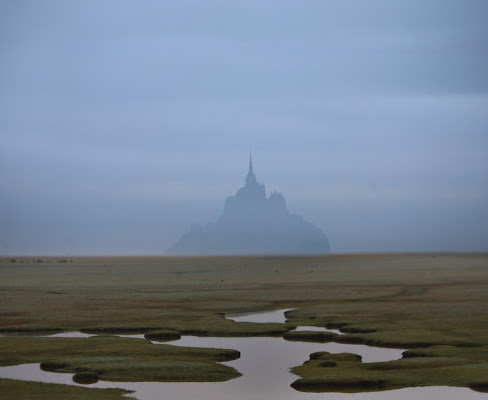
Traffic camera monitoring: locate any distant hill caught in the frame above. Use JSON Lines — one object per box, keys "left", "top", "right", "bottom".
{"left": 167, "top": 155, "right": 331, "bottom": 255}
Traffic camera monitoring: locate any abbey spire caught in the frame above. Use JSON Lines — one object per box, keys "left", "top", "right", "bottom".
{"left": 246, "top": 152, "right": 257, "bottom": 185}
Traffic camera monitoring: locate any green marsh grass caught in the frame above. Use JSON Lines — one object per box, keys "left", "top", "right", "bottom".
{"left": 1, "top": 253, "right": 487, "bottom": 393}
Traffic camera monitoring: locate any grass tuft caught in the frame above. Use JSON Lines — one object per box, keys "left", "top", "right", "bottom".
{"left": 73, "top": 371, "right": 99, "bottom": 384}
{"left": 144, "top": 330, "right": 181, "bottom": 341}
{"left": 40, "top": 362, "right": 68, "bottom": 371}
{"left": 283, "top": 331, "right": 336, "bottom": 342}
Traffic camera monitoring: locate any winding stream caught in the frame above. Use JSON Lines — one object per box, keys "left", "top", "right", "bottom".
{"left": 0, "top": 309, "right": 486, "bottom": 400}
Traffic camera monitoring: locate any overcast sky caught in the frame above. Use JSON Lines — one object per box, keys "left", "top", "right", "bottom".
{"left": 1, "top": 0, "right": 487, "bottom": 255}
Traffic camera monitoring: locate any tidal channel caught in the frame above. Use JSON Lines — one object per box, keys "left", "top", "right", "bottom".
{"left": 0, "top": 309, "right": 486, "bottom": 400}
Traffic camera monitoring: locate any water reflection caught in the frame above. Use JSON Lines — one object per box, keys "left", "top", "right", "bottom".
{"left": 226, "top": 308, "right": 294, "bottom": 323}
{"left": 0, "top": 309, "right": 485, "bottom": 400}
{"left": 227, "top": 308, "right": 343, "bottom": 335}
{"left": 294, "top": 326, "right": 343, "bottom": 335}
{"left": 43, "top": 331, "right": 95, "bottom": 338}
{"left": 0, "top": 363, "right": 486, "bottom": 400}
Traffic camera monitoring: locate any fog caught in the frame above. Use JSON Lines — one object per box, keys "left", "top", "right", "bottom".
{"left": 167, "top": 157, "right": 330, "bottom": 255}
{"left": 1, "top": 1, "right": 487, "bottom": 255}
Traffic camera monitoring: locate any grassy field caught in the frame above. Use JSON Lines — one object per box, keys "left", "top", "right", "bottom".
{"left": 0, "top": 253, "right": 487, "bottom": 396}
{"left": 0, "top": 378, "right": 135, "bottom": 399}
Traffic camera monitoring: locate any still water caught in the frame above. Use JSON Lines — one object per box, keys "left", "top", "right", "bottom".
{"left": 0, "top": 309, "right": 486, "bottom": 400}
{"left": 228, "top": 308, "right": 344, "bottom": 334}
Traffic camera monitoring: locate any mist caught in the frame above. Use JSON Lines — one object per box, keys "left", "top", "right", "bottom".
{"left": 1, "top": 1, "right": 487, "bottom": 255}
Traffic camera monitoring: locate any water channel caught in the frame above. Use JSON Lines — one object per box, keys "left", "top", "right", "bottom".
{"left": 0, "top": 309, "right": 486, "bottom": 400}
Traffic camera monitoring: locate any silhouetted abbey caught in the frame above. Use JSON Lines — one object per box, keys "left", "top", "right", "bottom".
{"left": 167, "top": 155, "right": 331, "bottom": 255}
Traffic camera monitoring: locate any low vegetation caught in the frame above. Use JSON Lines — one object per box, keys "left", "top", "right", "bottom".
{"left": 72, "top": 371, "right": 100, "bottom": 384}
{"left": 283, "top": 330, "right": 337, "bottom": 342}
{"left": 0, "top": 378, "right": 134, "bottom": 400}
{"left": 0, "top": 253, "right": 487, "bottom": 395}
{"left": 290, "top": 346, "right": 488, "bottom": 392}
{"left": 144, "top": 329, "right": 181, "bottom": 341}
{"left": 0, "top": 335, "right": 240, "bottom": 382}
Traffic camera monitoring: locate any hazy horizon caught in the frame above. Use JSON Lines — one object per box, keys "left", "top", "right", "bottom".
{"left": 1, "top": 1, "right": 487, "bottom": 256}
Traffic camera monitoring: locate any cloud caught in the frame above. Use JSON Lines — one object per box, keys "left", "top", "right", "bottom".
{"left": 1, "top": 0, "right": 487, "bottom": 254}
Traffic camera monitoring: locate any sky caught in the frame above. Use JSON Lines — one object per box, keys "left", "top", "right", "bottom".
{"left": 1, "top": 0, "right": 487, "bottom": 255}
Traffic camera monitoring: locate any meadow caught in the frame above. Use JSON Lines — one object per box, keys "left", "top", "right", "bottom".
{"left": 0, "top": 253, "right": 487, "bottom": 398}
